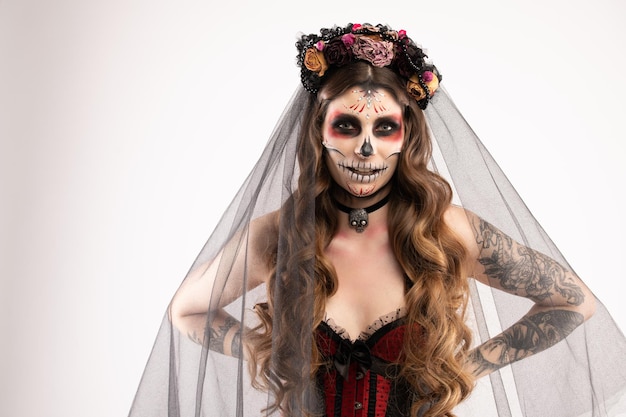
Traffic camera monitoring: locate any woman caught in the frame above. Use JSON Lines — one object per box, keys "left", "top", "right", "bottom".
{"left": 130, "top": 23, "right": 626, "bottom": 417}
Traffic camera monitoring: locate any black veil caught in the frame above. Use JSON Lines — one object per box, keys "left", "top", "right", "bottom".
{"left": 128, "top": 82, "right": 626, "bottom": 416}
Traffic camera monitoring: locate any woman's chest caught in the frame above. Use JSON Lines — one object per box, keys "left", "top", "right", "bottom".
{"left": 324, "top": 236, "right": 407, "bottom": 340}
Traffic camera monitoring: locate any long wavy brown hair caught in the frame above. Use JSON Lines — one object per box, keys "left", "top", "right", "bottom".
{"left": 248, "top": 62, "right": 475, "bottom": 417}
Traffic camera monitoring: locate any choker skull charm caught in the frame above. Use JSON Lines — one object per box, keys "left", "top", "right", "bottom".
{"left": 333, "top": 194, "right": 391, "bottom": 233}
{"left": 349, "top": 208, "right": 369, "bottom": 232}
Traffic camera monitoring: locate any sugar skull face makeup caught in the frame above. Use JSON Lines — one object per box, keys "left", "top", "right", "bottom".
{"left": 322, "top": 88, "right": 405, "bottom": 198}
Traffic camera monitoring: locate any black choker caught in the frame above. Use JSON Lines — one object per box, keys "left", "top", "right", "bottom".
{"left": 333, "top": 195, "right": 391, "bottom": 233}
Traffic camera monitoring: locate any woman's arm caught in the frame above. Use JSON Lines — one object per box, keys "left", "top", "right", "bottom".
{"left": 444, "top": 206, "right": 596, "bottom": 379}
{"left": 168, "top": 211, "right": 278, "bottom": 357}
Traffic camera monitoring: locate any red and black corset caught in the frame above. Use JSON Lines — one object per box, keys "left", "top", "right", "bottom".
{"left": 315, "top": 316, "right": 423, "bottom": 417}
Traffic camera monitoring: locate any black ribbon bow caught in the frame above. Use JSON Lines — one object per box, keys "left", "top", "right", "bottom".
{"left": 333, "top": 339, "right": 373, "bottom": 380}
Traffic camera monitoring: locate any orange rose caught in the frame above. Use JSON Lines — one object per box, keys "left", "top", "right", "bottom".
{"left": 304, "top": 47, "right": 328, "bottom": 76}
{"left": 406, "top": 73, "right": 440, "bottom": 101}
{"left": 406, "top": 75, "right": 426, "bottom": 100}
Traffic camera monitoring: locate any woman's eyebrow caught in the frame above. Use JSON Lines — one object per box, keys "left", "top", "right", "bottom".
{"left": 374, "top": 114, "right": 402, "bottom": 121}
{"left": 328, "top": 113, "right": 361, "bottom": 124}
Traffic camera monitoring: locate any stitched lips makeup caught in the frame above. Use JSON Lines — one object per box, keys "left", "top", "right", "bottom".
{"left": 322, "top": 88, "right": 404, "bottom": 197}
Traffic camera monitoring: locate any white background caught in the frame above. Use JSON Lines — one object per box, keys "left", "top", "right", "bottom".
{"left": 1, "top": 1, "right": 625, "bottom": 416}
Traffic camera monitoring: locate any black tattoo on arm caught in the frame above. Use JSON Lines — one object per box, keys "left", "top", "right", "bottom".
{"left": 468, "top": 309, "right": 584, "bottom": 376}
{"left": 471, "top": 218, "right": 585, "bottom": 306}
{"left": 187, "top": 314, "right": 242, "bottom": 358}
{"left": 467, "top": 346, "right": 500, "bottom": 376}
{"left": 209, "top": 315, "right": 242, "bottom": 357}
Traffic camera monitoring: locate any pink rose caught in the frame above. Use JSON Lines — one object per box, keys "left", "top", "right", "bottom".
{"left": 424, "top": 71, "right": 439, "bottom": 95}
{"left": 422, "top": 71, "right": 434, "bottom": 82}
{"left": 351, "top": 36, "right": 394, "bottom": 67}
{"left": 398, "top": 29, "right": 407, "bottom": 39}
{"left": 352, "top": 23, "right": 362, "bottom": 31}
{"left": 315, "top": 40, "right": 325, "bottom": 51}
{"left": 341, "top": 33, "right": 356, "bottom": 47}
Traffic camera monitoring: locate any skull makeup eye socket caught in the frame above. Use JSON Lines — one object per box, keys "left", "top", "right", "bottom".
{"left": 337, "top": 121, "right": 355, "bottom": 130}
{"left": 331, "top": 117, "right": 361, "bottom": 136}
{"left": 374, "top": 120, "right": 401, "bottom": 137}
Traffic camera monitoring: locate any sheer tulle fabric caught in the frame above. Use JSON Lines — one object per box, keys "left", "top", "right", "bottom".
{"left": 128, "top": 87, "right": 626, "bottom": 417}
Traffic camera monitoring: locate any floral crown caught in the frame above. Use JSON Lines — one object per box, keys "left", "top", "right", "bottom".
{"left": 296, "top": 23, "right": 442, "bottom": 109}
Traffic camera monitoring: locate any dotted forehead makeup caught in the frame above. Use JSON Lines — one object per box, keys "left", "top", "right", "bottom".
{"left": 344, "top": 89, "right": 387, "bottom": 119}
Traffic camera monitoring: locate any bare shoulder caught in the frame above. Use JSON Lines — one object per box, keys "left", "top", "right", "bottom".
{"left": 249, "top": 210, "right": 279, "bottom": 249}
{"left": 247, "top": 210, "right": 279, "bottom": 284}
{"left": 442, "top": 204, "right": 480, "bottom": 260}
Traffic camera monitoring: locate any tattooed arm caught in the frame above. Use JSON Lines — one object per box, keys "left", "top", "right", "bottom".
{"left": 179, "top": 307, "right": 243, "bottom": 357}
{"left": 168, "top": 211, "right": 278, "bottom": 358}
{"left": 444, "top": 206, "right": 596, "bottom": 378}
